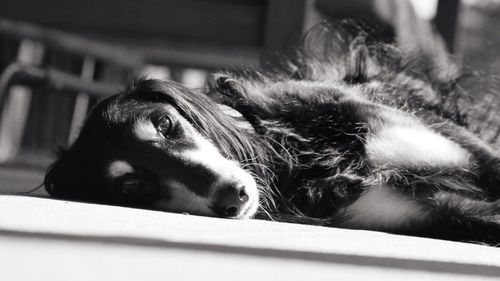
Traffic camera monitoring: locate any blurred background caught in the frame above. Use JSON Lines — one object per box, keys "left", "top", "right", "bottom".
{"left": 0, "top": 0, "right": 498, "bottom": 194}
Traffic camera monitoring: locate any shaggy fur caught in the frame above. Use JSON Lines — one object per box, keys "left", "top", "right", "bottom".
{"left": 45, "top": 22, "right": 500, "bottom": 245}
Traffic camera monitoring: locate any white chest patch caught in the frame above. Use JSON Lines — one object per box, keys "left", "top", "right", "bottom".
{"left": 366, "top": 126, "right": 471, "bottom": 169}
{"left": 341, "top": 184, "right": 429, "bottom": 230}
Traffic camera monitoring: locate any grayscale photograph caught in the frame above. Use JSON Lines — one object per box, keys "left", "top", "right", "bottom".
{"left": 1, "top": 0, "right": 500, "bottom": 280}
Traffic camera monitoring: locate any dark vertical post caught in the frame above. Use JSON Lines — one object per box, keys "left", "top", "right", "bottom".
{"left": 434, "top": 0, "right": 461, "bottom": 53}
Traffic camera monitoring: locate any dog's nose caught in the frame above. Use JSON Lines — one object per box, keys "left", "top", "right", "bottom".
{"left": 213, "top": 182, "right": 249, "bottom": 217}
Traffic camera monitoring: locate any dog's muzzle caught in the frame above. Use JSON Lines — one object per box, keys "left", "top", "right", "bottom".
{"left": 211, "top": 180, "right": 252, "bottom": 218}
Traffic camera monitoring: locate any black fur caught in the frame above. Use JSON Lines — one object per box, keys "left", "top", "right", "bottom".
{"left": 45, "top": 22, "right": 500, "bottom": 245}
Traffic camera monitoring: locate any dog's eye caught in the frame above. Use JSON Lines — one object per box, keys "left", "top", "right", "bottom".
{"left": 119, "top": 174, "right": 143, "bottom": 194}
{"left": 155, "top": 116, "right": 172, "bottom": 136}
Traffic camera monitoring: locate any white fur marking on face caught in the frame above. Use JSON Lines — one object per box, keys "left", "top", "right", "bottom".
{"left": 367, "top": 125, "right": 471, "bottom": 168}
{"left": 177, "top": 127, "right": 259, "bottom": 218}
{"left": 107, "top": 160, "right": 135, "bottom": 178}
{"left": 186, "top": 139, "right": 259, "bottom": 196}
{"left": 153, "top": 179, "right": 214, "bottom": 215}
{"left": 133, "top": 121, "right": 160, "bottom": 141}
{"left": 182, "top": 136, "right": 259, "bottom": 197}
{"left": 342, "top": 184, "right": 429, "bottom": 230}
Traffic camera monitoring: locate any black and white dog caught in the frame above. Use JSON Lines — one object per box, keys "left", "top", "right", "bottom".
{"left": 45, "top": 23, "right": 500, "bottom": 245}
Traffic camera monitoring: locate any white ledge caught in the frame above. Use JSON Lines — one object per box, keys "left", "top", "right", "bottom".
{"left": 0, "top": 195, "right": 499, "bottom": 280}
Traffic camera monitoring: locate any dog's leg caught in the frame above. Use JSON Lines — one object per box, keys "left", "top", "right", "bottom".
{"left": 433, "top": 121, "right": 500, "bottom": 198}
{"left": 206, "top": 74, "right": 244, "bottom": 107}
{"left": 422, "top": 191, "right": 500, "bottom": 245}
{"left": 335, "top": 181, "right": 500, "bottom": 245}
{"left": 287, "top": 173, "right": 365, "bottom": 218}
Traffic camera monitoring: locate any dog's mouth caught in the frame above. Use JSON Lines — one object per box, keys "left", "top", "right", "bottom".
{"left": 234, "top": 197, "right": 259, "bottom": 219}
{"left": 208, "top": 195, "right": 259, "bottom": 219}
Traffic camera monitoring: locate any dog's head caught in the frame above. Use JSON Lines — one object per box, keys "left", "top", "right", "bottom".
{"left": 44, "top": 78, "right": 260, "bottom": 218}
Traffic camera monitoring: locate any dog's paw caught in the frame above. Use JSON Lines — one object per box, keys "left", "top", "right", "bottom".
{"left": 206, "top": 74, "right": 247, "bottom": 105}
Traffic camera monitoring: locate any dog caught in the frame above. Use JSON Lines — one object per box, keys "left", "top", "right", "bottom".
{"left": 44, "top": 23, "right": 500, "bottom": 245}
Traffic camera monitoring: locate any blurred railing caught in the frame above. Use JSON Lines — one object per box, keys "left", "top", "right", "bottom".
{"left": 0, "top": 17, "right": 232, "bottom": 168}
{"left": 0, "top": 0, "right": 316, "bottom": 170}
